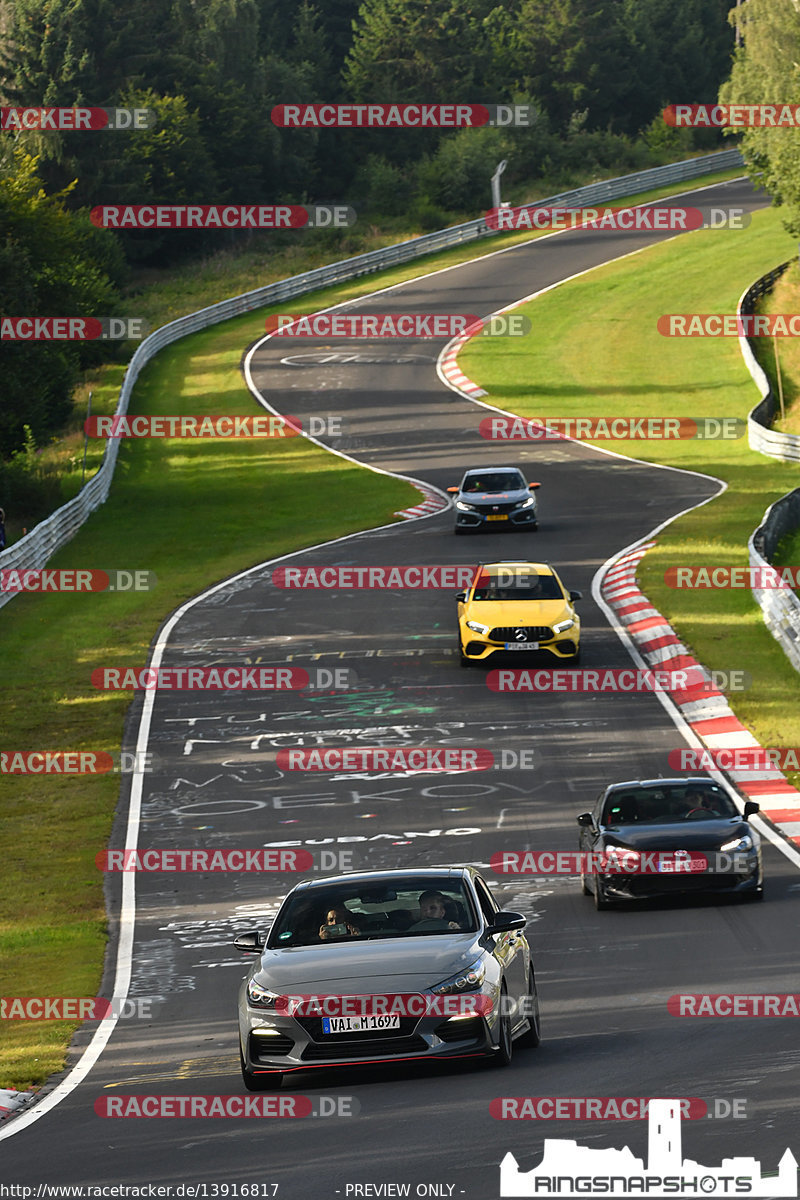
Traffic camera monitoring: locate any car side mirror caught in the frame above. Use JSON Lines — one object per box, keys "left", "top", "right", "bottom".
{"left": 233, "top": 930, "right": 266, "bottom": 953}
{"left": 455, "top": 591, "right": 467, "bottom": 602}
{"left": 577, "top": 812, "right": 595, "bottom": 827}
{"left": 743, "top": 800, "right": 760, "bottom": 818}
{"left": 447, "top": 486, "right": 459, "bottom": 494}
{"left": 569, "top": 590, "right": 582, "bottom": 601}
{"left": 529, "top": 482, "right": 541, "bottom": 490}
{"left": 486, "top": 911, "right": 527, "bottom": 934}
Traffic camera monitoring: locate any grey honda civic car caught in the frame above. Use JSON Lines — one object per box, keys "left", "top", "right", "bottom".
{"left": 234, "top": 866, "right": 540, "bottom": 1088}
{"left": 447, "top": 466, "right": 541, "bottom": 533}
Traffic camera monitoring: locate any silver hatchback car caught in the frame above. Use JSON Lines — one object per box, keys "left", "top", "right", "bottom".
{"left": 234, "top": 866, "right": 540, "bottom": 1088}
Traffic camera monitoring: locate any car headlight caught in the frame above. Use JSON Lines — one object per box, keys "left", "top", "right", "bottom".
{"left": 466, "top": 620, "right": 490, "bottom": 635}
{"left": 247, "top": 979, "right": 281, "bottom": 1009}
{"left": 431, "top": 959, "right": 486, "bottom": 995}
{"left": 455, "top": 500, "right": 476, "bottom": 511}
{"left": 553, "top": 618, "right": 575, "bottom": 633}
{"left": 720, "top": 834, "right": 754, "bottom": 853}
{"left": 514, "top": 497, "right": 536, "bottom": 509}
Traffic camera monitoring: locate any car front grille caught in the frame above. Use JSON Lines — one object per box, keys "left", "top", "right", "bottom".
{"left": 489, "top": 626, "right": 553, "bottom": 642}
{"left": 475, "top": 503, "right": 518, "bottom": 515}
{"left": 302, "top": 1036, "right": 428, "bottom": 1061}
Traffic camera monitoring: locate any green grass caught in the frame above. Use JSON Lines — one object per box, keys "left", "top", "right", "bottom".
{"left": 459, "top": 205, "right": 800, "bottom": 777}
{"left": 0, "top": 161, "right": 759, "bottom": 1091}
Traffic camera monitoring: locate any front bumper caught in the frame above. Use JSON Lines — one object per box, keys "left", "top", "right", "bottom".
{"left": 454, "top": 506, "right": 537, "bottom": 530}
{"left": 240, "top": 1003, "right": 500, "bottom": 1075}
{"left": 460, "top": 632, "right": 579, "bottom": 662}
{"left": 596, "top": 850, "right": 762, "bottom": 901}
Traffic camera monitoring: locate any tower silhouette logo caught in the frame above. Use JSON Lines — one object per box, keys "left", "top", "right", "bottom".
{"left": 500, "top": 1099, "right": 797, "bottom": 1197}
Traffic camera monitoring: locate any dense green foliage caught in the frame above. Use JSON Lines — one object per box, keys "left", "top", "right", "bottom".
{"left": 720, "top": 0, "right": 800, "bottom": 234}
{"left": 0, "top": 0, "right": 734, "bottom": 460}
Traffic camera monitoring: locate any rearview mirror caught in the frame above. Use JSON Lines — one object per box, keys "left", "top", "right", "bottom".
{"left": 743, "top": 800, "right": 760, "bottom": 818}
{"left": 455, "top": 591, "right": 467, "bottom": 602}
{"left": 577, "top": 812, "right": 595, "bottom": 827}
{"left": 569, "top": 590, "right": 583, "bottom": 601}
{"left": 486, "top": 911, "right": 527, "bottom": 934}
{"left": 233, "top": 930, "right": 266, "bottom": 953}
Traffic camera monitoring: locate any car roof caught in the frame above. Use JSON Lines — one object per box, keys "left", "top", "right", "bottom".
{"left": 605, "top": 777, "right": 724, "bottom": 790}
{"left": 462, "top": 466, "right": 521, "bottom": 475}
{"left": 288, "top": 866, "right": 475, "bottom": 894}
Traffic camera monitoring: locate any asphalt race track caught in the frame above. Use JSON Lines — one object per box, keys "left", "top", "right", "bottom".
{"left": 4, "top": 178, "right": 800, "bottom": 1198}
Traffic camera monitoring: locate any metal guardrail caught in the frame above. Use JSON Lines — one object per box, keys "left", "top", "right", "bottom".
{"left": 749, "top": 490, "right": 800, "bottom": 672}
{"left": 0, "top": 147, "right": 744, "bottom": 608}
{"left": 740, "top": 262, "right": 800, "bottom": 462}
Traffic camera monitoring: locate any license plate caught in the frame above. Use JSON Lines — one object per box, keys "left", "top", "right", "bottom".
{"left": 658, "top": 853, "right": 706, "bottom": 873}
{"left": 505, "top": 642, "right": 539, "bottom": 650}
{"left": 322, "top": 1014, "right": 401, "bottom": 1034}
{"left": 485, "top": 514, "right": 508, "bottom": 521}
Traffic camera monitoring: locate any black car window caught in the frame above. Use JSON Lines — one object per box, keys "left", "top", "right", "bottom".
{"left": 268, "top": 878, "right": 478, "bottom": 947}
{"left": 462, "top": 473, "right": 525, "bottom": 493}
{"left": 603, "top": 785, "right": 738, "bottom": 825}
{"left": 473, "top": 878, "right": 498, "bottom": 924}
{"left": 473, "top": 576, "right": 563, "bottom": 602}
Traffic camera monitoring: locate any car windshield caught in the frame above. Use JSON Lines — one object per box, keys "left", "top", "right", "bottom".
{"left": 462, "top": 473, "right": 525, "bottom": 493}
{"left": 602, "top": 785, "right": 739, "bottom": 825}
{"left": 268, "top": 877, "right": 478, "bottom": 947}
{"left": 473, "top": 575, "right": 563, "bottom": 601}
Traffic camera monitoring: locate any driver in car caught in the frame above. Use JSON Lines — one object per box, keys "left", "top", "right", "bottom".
{"left": 411, "top": 890, "right": 461, "bottom": 931}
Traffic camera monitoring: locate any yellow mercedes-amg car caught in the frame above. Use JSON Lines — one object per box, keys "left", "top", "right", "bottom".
{"left": 456, "top": 561, "right": 582, "bottom": 666}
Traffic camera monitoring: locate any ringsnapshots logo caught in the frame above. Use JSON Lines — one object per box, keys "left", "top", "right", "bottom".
{"left": 90, "top": 205, "right": 355, "bottom": 230}
{"left": 499, "top": 1097, "right": 798, "bottom": 1197}
{"left": 1, "top": 106, "right": 155, "bottom": 131}
{"left": 479, "top": 416, "right": 745, "bottom": 441}
{"left": 0, "top": 568, "right": 156, "bottom": 593}
{"left": 664, "top": 103, "right": 800, "bottom": 128}
{"left": 271, "top": 103, "right": 534, "bottom": 128}
{"left": 1, "top": 317, "right": 147, "bottom": 340}
{"left": 265, "top": 313, "right": 533, "bottom": 337}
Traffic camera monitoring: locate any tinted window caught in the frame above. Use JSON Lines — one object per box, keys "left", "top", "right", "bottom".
{"left": 268, "top": 877, "right": 478, "bottom": 947}
{"left": 462, "top": 473, "right": 525, "bottom": 493}
{"left": 473, "top": 576, "right": 563, "bottom": 602}
{"left": 602, "top": 785, "right": 738, "bottom": 825}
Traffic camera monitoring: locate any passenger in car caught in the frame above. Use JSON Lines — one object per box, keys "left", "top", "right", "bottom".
{"left": 318, "top": 904, "right": 362, "bottom": 940}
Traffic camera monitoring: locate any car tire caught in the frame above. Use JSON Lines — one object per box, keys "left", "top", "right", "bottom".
{"left": 530, "top": 521, "right": 538, "bottom": 531}
{"left": 581, "top": 870, "right": 591, "bottom": 896}
{"left": 517, "top": 967, "right": 542, "bottom": 1048}
{"left": 240, "top": 1043, "right": 283, "bottom": 1091}
{"left": 492, "top": 983, "right": 513, "bottom": 1066}
{"left": 594, "top": 875, "right": 611, "bottom": 911}
{"left": 743, "top": 884, "right": 764, "bottom": 902}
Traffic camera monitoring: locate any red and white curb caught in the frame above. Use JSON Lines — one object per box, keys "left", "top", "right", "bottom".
{"left": 601, "top": 542, "right": 800, "bottom": 847}
{"left": 439, "top": 333, "right": 487, "bottom": 398}
{"left": 394, "top": 486, "right": 450, "bottom": 520}
{"left": 0, "top": 1089, "right": 37, "bottom": 1121}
